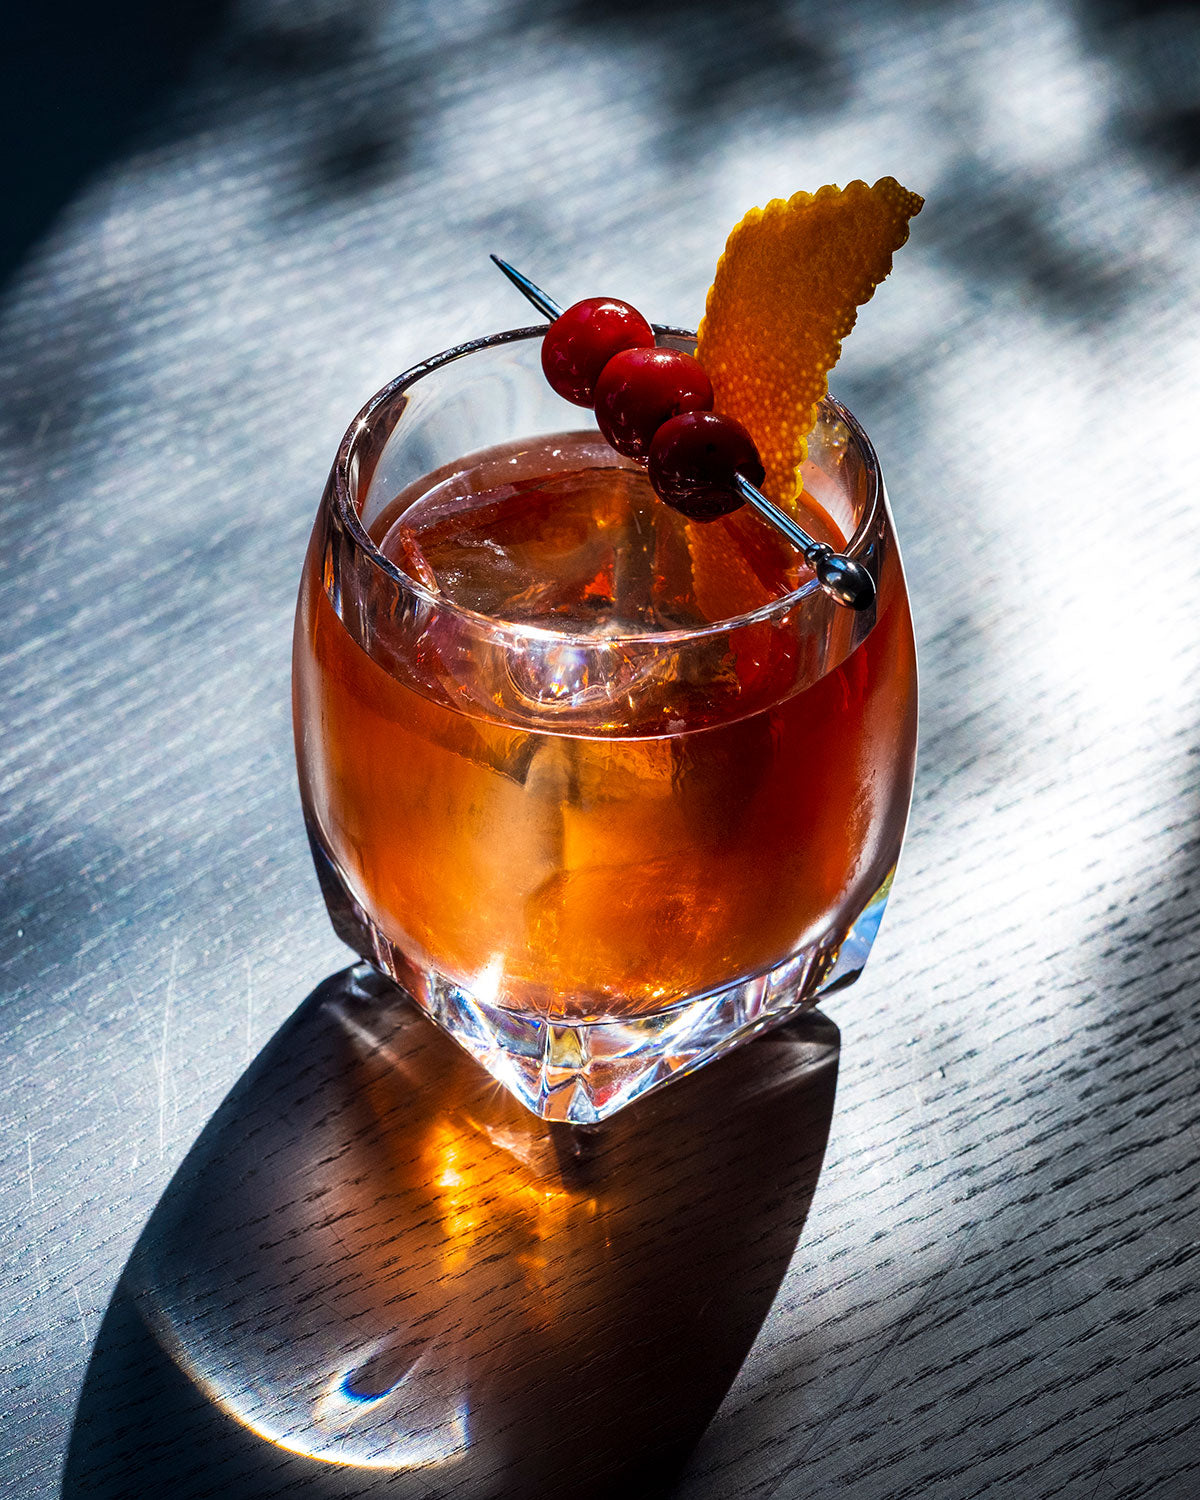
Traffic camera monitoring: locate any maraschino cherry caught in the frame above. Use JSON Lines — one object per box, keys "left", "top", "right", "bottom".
{"left": 595, "top": 347, "right": 713, "bottom": 462}
{"left": 541, "top": 298, "right": 653, "bottom": 406}
{"left": 648, "top": 411, "right": 763, "bottom": 520}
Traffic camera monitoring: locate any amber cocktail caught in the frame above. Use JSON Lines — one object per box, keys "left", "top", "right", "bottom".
{"left": 293, "top": 328, "right": 917, "bottom": 1122}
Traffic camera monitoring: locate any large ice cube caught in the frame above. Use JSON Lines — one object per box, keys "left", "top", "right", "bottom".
{"left": 383, "top": 456, "right": 815, "bottom": 634}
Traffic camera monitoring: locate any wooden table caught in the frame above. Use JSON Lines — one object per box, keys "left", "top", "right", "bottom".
{"left": 4, "top": 2, "right": 1199, "bottom": 1495}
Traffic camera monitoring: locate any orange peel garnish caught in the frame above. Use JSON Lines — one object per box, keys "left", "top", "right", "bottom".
{"left": 696, "top": 177, "right": 923, "bottom": 505}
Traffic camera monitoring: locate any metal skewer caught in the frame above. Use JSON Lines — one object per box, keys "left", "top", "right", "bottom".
{"left": 732, "top": 475, "right": 875, "bottom": 611}
{"left": 491, "top": 256, "right": 875, "bottom": 611}
{"left": 490, "top": 255, "right": 563, "bottom": 320}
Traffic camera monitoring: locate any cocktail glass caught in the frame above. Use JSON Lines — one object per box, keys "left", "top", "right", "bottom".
{"left": 292, "top": 326, "right": 917, "bottom": 1123}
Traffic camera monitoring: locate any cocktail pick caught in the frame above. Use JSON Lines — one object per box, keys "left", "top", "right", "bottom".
{"left": 491, "top": 256, "right": 875, "bottom": 611}
{"left": 490, "top": 256, "right": 563, "bottom": 320}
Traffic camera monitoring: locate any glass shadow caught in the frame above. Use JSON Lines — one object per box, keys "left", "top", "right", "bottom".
{"left": 64, "top": 964, "right": 838, "bottom": 1499}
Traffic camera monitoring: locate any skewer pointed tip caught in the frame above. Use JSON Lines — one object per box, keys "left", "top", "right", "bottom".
{"left": 489, "top": 256, "right": 563, "bottom": 322}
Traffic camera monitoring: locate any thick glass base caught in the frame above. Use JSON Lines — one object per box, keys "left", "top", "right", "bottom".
{"left": 307, "top": 819, "right": 888, "bottom": 1124}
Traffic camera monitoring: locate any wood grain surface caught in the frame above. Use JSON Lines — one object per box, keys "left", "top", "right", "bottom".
{"left": 3, "top": 1, "right": 1200, "bottom": 1496}
{"left": 63, "top": 966, "right": 839, "bottom": 1497}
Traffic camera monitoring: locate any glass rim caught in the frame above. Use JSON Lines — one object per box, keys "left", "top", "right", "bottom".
{"left": 329, "top": 324, "right": 884, "bottom": 647}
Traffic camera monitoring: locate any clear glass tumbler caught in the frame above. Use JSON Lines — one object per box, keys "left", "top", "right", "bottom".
{"left": 292, "top": 326, "right": 918, "bottom": 1123}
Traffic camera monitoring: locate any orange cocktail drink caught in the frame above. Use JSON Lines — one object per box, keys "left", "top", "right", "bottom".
{"left": 293, "top": 327, "right": 916, "bottom": 1122}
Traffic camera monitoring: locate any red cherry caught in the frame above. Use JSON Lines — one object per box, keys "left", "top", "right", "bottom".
{"left": 594, "top": 347, "right": 714, "bottom": 461}
{"left": 541, "top": 298, "right": 655, "bottom": 407}
{"left": 648, "top": 411, "right": 765, "bottom": 521}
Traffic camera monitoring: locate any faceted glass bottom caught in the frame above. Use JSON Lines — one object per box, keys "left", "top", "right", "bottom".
{"left": 307, "top": 818, "right": 890, "bottom": 1124}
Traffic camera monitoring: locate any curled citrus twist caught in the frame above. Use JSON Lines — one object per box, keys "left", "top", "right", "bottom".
{"left": 697, "top": 177, "right": 923, "bottom": 506}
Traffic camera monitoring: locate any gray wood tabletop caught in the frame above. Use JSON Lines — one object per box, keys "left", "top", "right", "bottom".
{"left": 3, "top": 2, "right": 1199, "bottom": 1496}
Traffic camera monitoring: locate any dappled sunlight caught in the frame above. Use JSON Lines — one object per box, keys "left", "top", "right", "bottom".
{"left": 6, "top": 1, "right": 1200, "bottom": 1495}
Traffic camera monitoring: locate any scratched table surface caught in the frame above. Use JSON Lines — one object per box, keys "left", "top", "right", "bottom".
{"left": 4, "top": 1, "right": 1200, "bottom": 1496}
